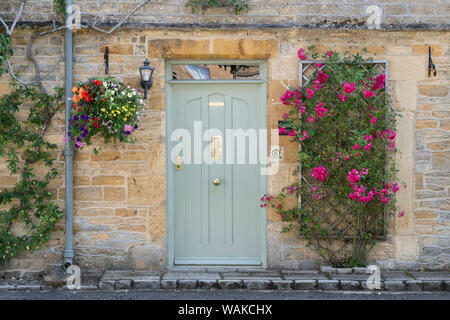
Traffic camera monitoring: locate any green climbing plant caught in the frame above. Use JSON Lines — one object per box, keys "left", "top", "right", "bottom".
{"left": 186, "top": 0, "right": 249, "bottom": 14}
{"left": 0, "top": 83, "right": 64, "bottom": 263}
{"left": 53, "top": 0, "right": 67, "bottom": 22}
{"left": 0, "top": 33, "right": 12, "bottom": 77}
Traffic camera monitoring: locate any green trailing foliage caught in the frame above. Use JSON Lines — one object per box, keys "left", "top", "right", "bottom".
{"left": 0, "top": 34, "right": 12, "bottom": 78}
{"left": 53, "top": 0, "right": 67, "bottom": 22}
{"left": 0, "top": 83, "right": 64, "bottom": 263}
{"left": 186, "top": 0, "right": 249, "bottom": 14}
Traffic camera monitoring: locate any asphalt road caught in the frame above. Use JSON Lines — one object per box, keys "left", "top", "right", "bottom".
{"left": 1, "top": 289, "right": 449, "bottom": 300}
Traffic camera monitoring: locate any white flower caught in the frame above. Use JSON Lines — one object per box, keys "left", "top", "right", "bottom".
{"left": 128, "top": 93, "right": 132, "bottom": 98}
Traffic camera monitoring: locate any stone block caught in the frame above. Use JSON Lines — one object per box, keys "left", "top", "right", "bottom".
{"left": 116, "top": 279, "right": 132, "bottom": 290}
{"left": 336, "top": 268, "right": 353, "bottom": 274}
{"left": 178, "top": 280, "right": 198, "bottom": 289}
{"left": 92, "top": 176, "right": 125, "bottom": 186}
{"left": 101, "top": 44, "right": 134, "bottom": 55}
{"left": 91, "top": 151, "right": 121, "bottom": 162}
{"left": 218, "top": 280, "right": 244, "bottom": 289}
{"left": 352, "top": 267, "right": 369, "bottom": 274}
{"left": 211, "top": 39, "right": 278, "bottom": 59}
{"left": 99, "top": 280, "right": 115, "bottom": 290}
{"left": 293, "top": 280, "right": 316, "bottom": 290}
{"left": 419, "top": 85, "right": 449, "bottom": 97}
{"left": 317, "top": 280, "right": 339, "bottom": 290}
{"left": 103, "top": 187, "right": 126, "bottom": 201}
{"left": 74, "top": 187, "right": 102, "bottom": 201}
{"left": 384, "top": 280, "right": 405, "bottom": 291}
{"left": 198, "top": 280, "right": 218, "bottom": 290}
{"left": 395, "top": 235, "right": 420, "bottom": 260}
{"left": 128, "top": 176, "right": 166, "bottom": 205}
{"left": 161, "top": 280, "right": 177, "bottom": 289}
{"left": 272, "top": 280, "right": 293, "bottom": 290}
{"left": 340, "top": 280, "right": 361, "bottom": 291}
{"left": 244, "top": 280, "right": 273, "bottom": 290}
{"left": 134, "top": 280, "right": 161, "bottom": 289}
{"left": 320, "top": 266, "right": 337, "bottom": 274}
{"left": 405, "top": 280, "right": 423, "bottom": 291}
{"left": 423, "top": 281, "right": 443, "bottom": 291}
{"left": 148, "top": 39, "right": 210, "bottom": 59}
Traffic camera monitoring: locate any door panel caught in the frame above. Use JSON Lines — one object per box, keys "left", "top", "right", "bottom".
{"left": 172, "top": 83, "right": 264, "bottom": 265}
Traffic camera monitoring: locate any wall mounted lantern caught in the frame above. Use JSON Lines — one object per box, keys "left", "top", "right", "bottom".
{"left": 139, "top": 59, "right": 154, "bottom": 99}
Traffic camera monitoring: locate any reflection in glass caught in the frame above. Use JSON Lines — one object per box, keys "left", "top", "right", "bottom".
{"left": 173, "top": 64, "right": 260, "bottom": 80}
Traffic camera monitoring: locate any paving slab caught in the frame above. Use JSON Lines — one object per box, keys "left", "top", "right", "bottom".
{"left": 284, "top": 273, "right": 328, "bottom": 280}
{"left": 272, "top": 280, "right": 293, "bottom": 290}
{"left": 244, "top": 280, "right": 273, "bottom": 290}
{"left": 340, "top": 280, "right": 361, "bottom": 291}
{"left": 102, "top": 270, "right": 160, "bottom": 280}
{"left": 293, "top": 280, "right": 317, "bottom": 290}
{"left": 178, "top": 280, "right": 198, "bottom": 289}
{"left": 99, "top": 280, "right": 115, "bottom": 291}
{"left": 218, "top": 280, "right": 244, "bottom": 289}
{"left": 405, "top": 280, "right": 423, "bottom": 291}
{"left": 329, "top": 274, "right": 370, "bottom": 281}
{"left": 409, "top": 272, "right": 450, "bottom": 281}
{"left": 384, "top": 280, "right": 405, "bottom": 291}
{"left": 161, "top": 280, "right": 177, "bottom": 289}
{"left": 163, "top": 272, "right": 221, "bottom": 280}
{"left": 116, "top": 280, "right": 132, "bottom": 290}
{"left": 381, "top": 272, "right": 414, "bottom": 281}
{"left": 198, "top": 280, "right": 218, "bottom": 290}
{"left": 134, "top": 279, "right": 161, "bottom": 289}
{"left": 423, "top": 280, "right": 443, "bottom": 291}
{"left": 282, "top": 270, "right": 319, "bottom": 275}
{"left": 221, "top": 271, "right": 281, "bottom": 279}
{"left": 317, "top": 280, "right": 339, "bottom": 290}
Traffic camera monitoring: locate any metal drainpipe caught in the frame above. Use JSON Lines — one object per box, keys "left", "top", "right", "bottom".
{"left": 63, "top": 0, "right": 74, "bottom": 270}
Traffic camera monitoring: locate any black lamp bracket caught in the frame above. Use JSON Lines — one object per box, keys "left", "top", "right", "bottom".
{"left": 428, "top": 46, "right": 437, "bottom": 77}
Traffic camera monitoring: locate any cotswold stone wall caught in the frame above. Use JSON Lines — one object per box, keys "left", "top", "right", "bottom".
{"left": 0, "top": 27, "right": 449, "bottom": 273}
{"left": 0, "top": 0, "right": 449, "bottom": 30}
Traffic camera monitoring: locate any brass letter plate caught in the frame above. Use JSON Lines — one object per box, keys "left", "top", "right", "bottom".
{"left": 211, "top": 136, "right": 222, "bottom": 161}
{"left": 209, "top": 101, "right": 224, "bottom": 107}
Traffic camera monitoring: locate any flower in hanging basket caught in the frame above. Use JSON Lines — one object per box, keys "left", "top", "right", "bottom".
{"left": 68, "top": 77, "right": 144, "bottom": 149}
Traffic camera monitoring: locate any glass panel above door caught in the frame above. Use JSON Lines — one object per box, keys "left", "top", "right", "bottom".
{"left": 172, "top": 64, "right": 260, "bottom": 80}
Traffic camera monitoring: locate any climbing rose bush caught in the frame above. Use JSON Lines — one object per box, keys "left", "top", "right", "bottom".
{"left": 262, "top": 47, "right": 405, "bottom": 267}
{"left": 68, "top": 77, "right": 144, "bottom": 149}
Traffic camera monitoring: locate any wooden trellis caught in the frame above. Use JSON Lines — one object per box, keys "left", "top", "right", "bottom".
{"left": 298, "top": 60, "right": 389, "bottom": 240}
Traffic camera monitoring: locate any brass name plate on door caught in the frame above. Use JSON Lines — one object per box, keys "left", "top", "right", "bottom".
{"left": 211, "top": 136, "right": 222, "bottom": 160}
{"left": 209, "top": 101, "right": 224, "bottom": 107}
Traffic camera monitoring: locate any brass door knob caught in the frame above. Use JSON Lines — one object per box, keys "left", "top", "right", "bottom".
{"left": 213, "top": 178, "right": 222, "bottom": 186}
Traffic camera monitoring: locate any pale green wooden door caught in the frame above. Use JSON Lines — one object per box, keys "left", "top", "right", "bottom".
{"left": 171, "top": 82, "right": 264, "bottom": 265}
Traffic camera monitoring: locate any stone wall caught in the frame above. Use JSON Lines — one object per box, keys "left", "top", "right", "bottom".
{"left": 0, "top": 1, "right": 449, "bottom": 30}
{"left": 0, "top": 27, "right": 449, "bottom": 273}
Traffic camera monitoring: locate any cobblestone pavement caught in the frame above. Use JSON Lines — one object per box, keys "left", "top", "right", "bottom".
{"left": 1, "top": 268, "right": 449, "bottom": 292}
{"left": 1, "top": 290, "right": 450, "bottom": 300}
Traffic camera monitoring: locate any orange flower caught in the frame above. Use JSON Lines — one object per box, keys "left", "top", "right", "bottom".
{"left": 72, "top": 87, "right": 78, "bottom": 93}
{"left": 72, "top": 95, "right": 80, "bottom": 103}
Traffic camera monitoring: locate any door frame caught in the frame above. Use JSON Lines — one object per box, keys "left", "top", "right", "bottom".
{"left": 165, "top": 60, "right": 268, "bottom": 268}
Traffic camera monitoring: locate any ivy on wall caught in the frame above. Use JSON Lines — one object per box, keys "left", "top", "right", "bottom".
{"left": 186, "top": 0, "right": 249, "bottom": 14}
